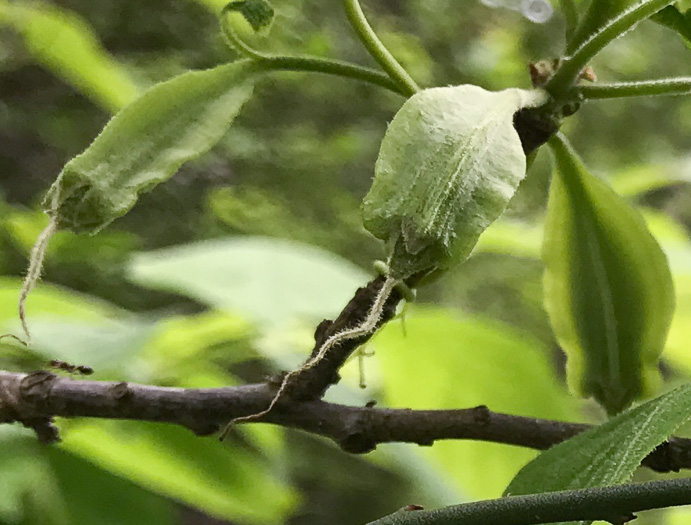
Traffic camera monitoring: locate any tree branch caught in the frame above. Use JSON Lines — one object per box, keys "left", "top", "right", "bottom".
{"left": 367, "top": 478, "right": 691, "bottom": 525}
{"left": 2, "top": 369, "right": 691, "bottom": 474}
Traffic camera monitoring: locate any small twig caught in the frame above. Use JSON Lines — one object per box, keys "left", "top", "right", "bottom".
{"left": 342, "top": 0, "right": 419, "bottom": 97}
{"left": 368, "top": 477, "right": 691, "bottom": 524}
{"left": 220, "top": 277, "right": 398, "bottom": 437}
{"left": 577, "top": 77, "right": 691, "bottom": 99}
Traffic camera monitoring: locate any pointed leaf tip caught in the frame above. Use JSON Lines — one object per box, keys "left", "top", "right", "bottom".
{"left": 543, "top": 134, "right": 674, "bottom": 414}
{"left": 223, "top": 0, "right": 274, "bottom": 32}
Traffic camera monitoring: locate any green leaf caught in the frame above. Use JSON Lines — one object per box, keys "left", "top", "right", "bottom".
{"left": 61, "top": 421, "right": 298, "bottom": 524}
{"left": 0, "top": 428, "right": 66, "bottom": 525}
{"left": 505, "top": 382, "right": 691, "bottom": 525}
{"left": 224, "top": 0, "right": 275, "bottom": 32}
{"left": 128, "top": 237, "right": 369, "bottom": 328}
{"left": 362, "top": 85, "right": 547, "bottom": 279}
{"left": 44, "top": 61, "right": 257, "bottom": 234}
{"left": 46, "top": 449, "right": 175, "bottom": 525}
{"left": 543, "top": 134, "right": 675, "bottom": 415}
{"left": 0, "top": 1, "right": 139, "bottom": 112}
{"left": 0, "top": 278, "right": 156, "bottom": 377}
{"left": 652, "top": 5, "right": 691, "bottom": 49}
{"left": 374, "top": 307, "right": 579, "bottom": 499}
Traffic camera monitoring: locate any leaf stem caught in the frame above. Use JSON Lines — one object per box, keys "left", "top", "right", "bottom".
{"left": 255, "top": 56, "right": 405, "bottom": 94}
{"left": 578, "top": 77, "right": 691, "bottom": 99}
{"left": 220, "top": 4, "right": 267, "bottom": 60}
{"left": 368, "top": 478, "right": 691, "bottom": 525}
{"left": 546, "top": 0, "right": 675, "bottom": 97}
{"left": 219, "top": 6, "right": 405, "bottom": 95}
{"left": 342, "top": 0, "right": 419, "bottom": 97}
{"left": 559, "top": 0, "right": 579, "bottom": 42}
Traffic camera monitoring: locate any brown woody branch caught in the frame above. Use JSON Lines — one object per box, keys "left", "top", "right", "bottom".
{"left": 2, "top": 269, "right": 691, "bottom": 474}
{"left": 1, "top": 369, "right": 691, "bottom": 473}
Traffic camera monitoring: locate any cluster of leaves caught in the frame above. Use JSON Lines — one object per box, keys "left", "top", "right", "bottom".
{"left": 3, "top": 0, "right": 691, "bottom": 523}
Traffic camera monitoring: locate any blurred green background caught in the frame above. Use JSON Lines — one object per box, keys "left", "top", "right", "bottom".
{"left": 1, "top": 0, "right": 691, "bottom": 523}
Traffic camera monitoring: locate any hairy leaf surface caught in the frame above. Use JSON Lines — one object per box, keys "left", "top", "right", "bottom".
{"left": 362, "top": 85, "right": 547, "bottom": 278}
{"left": 44, "top": 61, "right": 257, "bottom": 233}
{"left": 543, "top": 134, "right": 674, "bottom": 414}
{"left": 505, "top": 382, "right": 691, "bottom": 525}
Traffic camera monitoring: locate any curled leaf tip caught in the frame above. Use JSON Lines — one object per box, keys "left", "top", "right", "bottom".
{"left": 223, "top": 0, "right": 275, "bottom": 32}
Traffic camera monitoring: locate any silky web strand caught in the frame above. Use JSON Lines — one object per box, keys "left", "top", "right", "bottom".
{"left": 3, "top": 215, "right": 58, "bottom": 344}
{"left": 220, "top": 276, "right": 398, "bottom": 439}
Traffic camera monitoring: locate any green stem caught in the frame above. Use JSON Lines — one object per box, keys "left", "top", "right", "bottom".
{"left": 546, "top": 0, "right": 675, "bottom": 97}
{"left": 368, "top": 478, "right": 691, "bottom": 525}
{"left": 559, "top": 0, "right": 579, "bottom": 43}
{"left": 220, "top": 5, "right": 267, "bottom": 60}
{"left": 578, "top": 77, "right": 691, "bottom": 99}
{"left": 342, "top": 0, "right": 419, "bottom": 97}
{"left": 255, "top": 56, "right": 404, "bottom": 94}
{"left": 219, "top": 9, "right": 404, "bottom": 95}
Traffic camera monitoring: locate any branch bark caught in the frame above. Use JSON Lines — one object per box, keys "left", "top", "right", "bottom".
{"left": 2, "top": 369, "right": 691, "bottom": 474}
{"left": 368, "top": 478, "right": 691, "bottom": 525}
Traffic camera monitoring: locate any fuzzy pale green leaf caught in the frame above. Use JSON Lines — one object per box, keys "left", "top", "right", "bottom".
{"left": 44, "top": 61, "right": 257, "bottom": 233}
{"left": 362, "top": 85, "right": 547, "bottom": 278}
{"left": 543, "top": 134, "right": 674, "bottom": 414}
{"left": 224, "top": 0, "right": 275, "bottom": 32}
{"left": 505, "top": 382, "right": 691, "bottom": 525}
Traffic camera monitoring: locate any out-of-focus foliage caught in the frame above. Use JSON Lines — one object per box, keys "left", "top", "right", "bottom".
{"left": 373, "top": 308, "right": 579, "bottom": 499}
{"left": 128, "top": 237, "right": 369, "bottom": 329}
{"left": 2, "top": 0, "right": 691, "bottom": 523}
{"left": 0, "top": 1, "right": 140, "bottom": 112}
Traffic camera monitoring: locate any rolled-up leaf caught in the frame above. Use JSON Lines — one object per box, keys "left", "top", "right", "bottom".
{"left": 362, "top": 85, "right": 547, "bottom": 278}
{"left": 44, "top": 60, "right": 257, "bottom": 233}
{"left": 543, "top": 134, "right": 674, "bottom": 414}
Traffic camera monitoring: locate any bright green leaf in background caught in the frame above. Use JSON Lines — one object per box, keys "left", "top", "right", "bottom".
{"left": 46, "top": 448, "right": 176, "bottom": 525}
{"left": 44, "top": 60, "right": 256, "bottom": 234}
{"left": 542, "top": 134, "right": 674, "bottom": 415}
{"left": 0, "top": 1, "right": 140, "bottom": 113}
{"left": 0, "top": 275, "right": 296, "bottom": 524}
{"left": 0, "top": 277, "right": 154, "bottom": 377}
{"left": 361, "top": 85, "right": 547, "bottom": 279}
{"left": 0, "top": 427, "right": 66, "bottom": 525}
{"left": 128, "top": 236, "right": 368, "bottom": 328}
{"left": 373, "top": 307, "right": 579, "bottom": 500}
{"left": 505, "top": 382, "right": 691, "bottom": 525}
{"left": 61, "top": 421, "right": 297, "bottom": 525}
